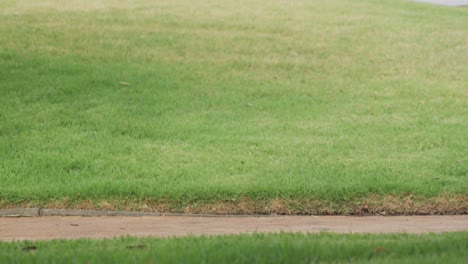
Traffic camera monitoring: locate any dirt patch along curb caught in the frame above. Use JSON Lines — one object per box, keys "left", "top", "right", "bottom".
{"left": 2, "top": 194, "right": 467, "bottom": 216}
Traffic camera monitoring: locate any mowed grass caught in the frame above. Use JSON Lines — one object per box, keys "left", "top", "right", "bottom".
{"left": 0, "top": 0, "right": 467, "bottom": 212}
{"left": 1, "top": 232, "right": 467, "bottom": 263}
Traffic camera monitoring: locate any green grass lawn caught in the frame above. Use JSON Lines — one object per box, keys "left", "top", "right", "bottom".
{"left": 1, "top": 232, "right": 467, "bottom": 263}
{"left": 0, "top": 0, "right": 467, "bottom": 214}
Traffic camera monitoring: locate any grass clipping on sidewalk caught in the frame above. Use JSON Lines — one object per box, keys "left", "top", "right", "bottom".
{"left": 0, "top": 0, "right": 467, "bottom": 214}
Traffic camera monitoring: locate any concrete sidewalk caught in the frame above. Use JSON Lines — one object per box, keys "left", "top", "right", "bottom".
{"left": 1, "top": 215, "right": 467, "bottom": 241}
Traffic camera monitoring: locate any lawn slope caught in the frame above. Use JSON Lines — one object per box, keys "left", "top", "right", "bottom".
{"left": 0, "top": 0, "right": 467, "bottom": 214}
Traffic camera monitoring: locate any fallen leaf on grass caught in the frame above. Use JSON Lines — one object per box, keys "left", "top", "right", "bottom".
{"left": 373, "top": 247, "right": 389, "bottom": 253}
{"left": 22, "top": 246, "right": 37, "bottom": 252}
{"left": 126, "top": 244, "right": 147, "bottom": 249}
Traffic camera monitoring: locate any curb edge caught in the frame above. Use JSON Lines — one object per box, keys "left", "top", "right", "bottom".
{"left": 0, "top": 208, "right": 272, "bottom": 218}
